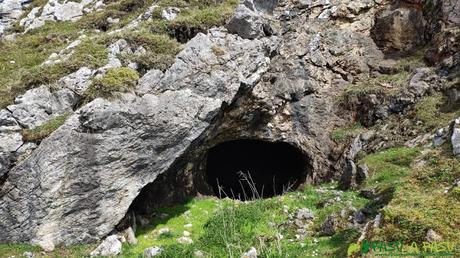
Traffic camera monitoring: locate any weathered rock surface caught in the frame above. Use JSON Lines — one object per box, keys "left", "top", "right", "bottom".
{"left": 0, "top": 28, "right": 276, "bottom": 246}
{"left": 7, "top": 85, "right": 78, "bottom": 129}
{"left": 20, "top": 0, "right": 99, "bottom": 31}
{"left": 1, "top": 0, "right": 459, "bottom": 249}
{"left": 143, "top": 246, "right": 163, "bottom": 257}
{"left": 226, "top": 0, "right": 278, "bottom": 39}
{"left": 0, "top": 0, "right": 29, "bottom": 36}
{"left": 372, "top": 4, "right": 425, "bottom": 54}
{"left": 90, "top": 235, "right": 122, "bottom": 257}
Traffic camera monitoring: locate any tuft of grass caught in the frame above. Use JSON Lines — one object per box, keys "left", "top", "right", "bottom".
{"left": 412, "top": 93, "right": 459, "bottom": 131}
{"left": 21, "top": 113, "right": 71, "bottom": 142}
{"left": 358, "top": 147, "right": 420, "bottom": 189}
{"left": 331, "top": 122, "right": 365, "bottom": 143}
{"left": 84, "top": 67, "right": 139, "bottom": 100}
{"left": 340, "top": 72, "right": 412, "bottom": 103}
{"left": 148, "top": 0, "right": 238, "bottom": 39}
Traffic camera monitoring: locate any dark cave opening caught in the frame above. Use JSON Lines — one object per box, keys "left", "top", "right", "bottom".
{"left": 205, "top": 139, "right": 308, "bottom": 200}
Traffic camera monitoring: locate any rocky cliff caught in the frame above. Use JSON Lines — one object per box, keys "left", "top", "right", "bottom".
{"left": 0, "top": 0, "right": 459, "bottom": 252}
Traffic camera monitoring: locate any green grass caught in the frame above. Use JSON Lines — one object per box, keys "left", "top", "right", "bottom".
{"left": 84, "top": 67, "right": 139, "bottom": 100}
{"left": 358, "top": 147, "right": 420, "bottom": 189}
{"left": 121, "top": 185, "right": 368, "bottom": 258}
{"left": 0, "top": 185, "right": 369, "bottom": 257}
{"left": 0, "top": 244, "right": 95, "bottom": 258}
{"left": 331, "top": 122, "right": 365, "bottom": 143}
{"left": 21, "top": 113, "right": 71, "bottom": 142}
{"left": 148, "top": 0, "right": 239, "bottom": 36}
{"left": 0, "top": 21, "right": 81, "bottom": 108}
{"left": 412, "top": 93, "right": 459, "bottom": 131}
{"left": 350, "top": 146, "right": 460, "bottom": 254}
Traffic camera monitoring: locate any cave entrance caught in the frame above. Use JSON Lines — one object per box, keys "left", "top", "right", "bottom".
{"left": 205, "top": 139, "right": 308, "bottom": 200}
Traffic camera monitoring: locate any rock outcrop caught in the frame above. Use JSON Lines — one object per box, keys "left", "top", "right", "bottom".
{"left": 0, "top": 0, "right": 459, "bottom": 249}
{"left": 0, "top": 28, "right": 276, "bottom": 247}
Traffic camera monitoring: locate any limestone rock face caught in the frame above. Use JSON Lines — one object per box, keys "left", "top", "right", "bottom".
{"left": 226, "top": 0, "right": 278, "bottom": 39}
{"left": 90, "top": 235, "right": 122, "bottom": 257}
{"left": 0, "top": 0, "right": 29, "bottom": 36}
{"left": 0, "top": 0, "right": 457, "bottom": 249}
{"left": 20, "top": 0, "right": 99, "bottom": 31}
{"left": 372, "top": 5, "right": 425, "bottom": 53}
{"left": 0, "top": 28, "right": 276, "bottom": 246}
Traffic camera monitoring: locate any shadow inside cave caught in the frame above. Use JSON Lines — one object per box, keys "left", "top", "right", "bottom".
{"left": 205, "top": 139, "right": 308, "bottom": 200}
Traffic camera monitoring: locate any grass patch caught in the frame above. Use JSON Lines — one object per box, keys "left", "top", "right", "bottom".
{"left": 21, "top": 113, "right": 71, "bottom": 142}
{"left": 331, "top": 122, "right": 365, "bottom": 143}
{"left": 340, "top": 71, "right": 412, "bottom": 104}
{"left": 412, "top": 93, "right": 459, "bottom": 131}
{"left": 358, "top": 147, "right": 420, "bottom": 189}
{"left": 0, "top": 21, "right": 81, "bottom": 108}
{"left": 353, "top": 147, "right": 460, "bottom": 252}
{"left": 84, "top": 67, "right": 139, "bottom": 100}
{"left": 148, "top": 0, "right": 238, "bottom": 38}
{"left": 123, "top": 184, "right": 368, "bottom": 258}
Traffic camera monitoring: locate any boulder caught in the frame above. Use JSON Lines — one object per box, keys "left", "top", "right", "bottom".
{"left": 143, "top": 247, "right": 163, "bottom": 257}
{"left": 339, "top": 160, "right": 357, "bottom": 190}
{"left": 7, "top": 85, "right": 78, "bottom": 129}
{"left": 226, "top": 0, "right": 278, "bottom": 39}
{"left": 241, "top": 247, "right": 257, "bottom": 258}
{"left": 20, "top": 0, "right": 98, "bottom": 31}
{"left": 426, "top": 229, "right": 442, "bottom": 242}
{"left": 90, "top": 235, "right": 122, "bottom": 257}
{"left": 161, "top": 7, "right": 180, "bottom": 21}
{"left": 372, "top": 6, "right": 425, "bottom": 53}
{"left": 0, "top": 28, "right": 276, "bottom": 246}
{"left": 119, "top": 227, "right": 137, "bottom": 245}
{"left": 452, "top": 118, "right": 460, "bottom": 159}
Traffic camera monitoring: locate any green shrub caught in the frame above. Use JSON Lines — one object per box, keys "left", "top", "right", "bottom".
{"left": 84, "top": 67, "right": 139, "bottom": 100}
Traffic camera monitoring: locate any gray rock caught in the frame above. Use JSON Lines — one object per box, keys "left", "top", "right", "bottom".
{"left": 339, "top": 160, "right": 357, "bottom": 190}
{"left": 356, "top": 164, "right": 368, "bottom": 185}
{"left": 143, "top": 247, "right": 163, "bottom": 257}
{"left": 319, "top": 214, "right": 344, "bottom": 236}
{"left": 452, "top": 119, "right": 460, "bottom": 159}
{"left": 20, "top": 0, "right": 97, "bottom": 31}
{"left": 57, "top": 67, "right": 94, "bottom": 95}
{"left": 0, "top": 0, "right": 29, "bottom": 36}
{"left": 372, "top": 6, "right": 425, "bottom": 53}
{"left": 226, "top": 0, "right": 278, "bottom": 39}
{"left": 426, "top": 229, "right": 442, "bottom": 243}
{"left": 0, "top": 152, "right": 11, "bottom": 178}
{"left": 8, "top": 85, "right": 77, "bottom": 129}
{"left": 119, "top": 227, "right": 137, "bottom": 245}
{"left": 194, "top": 250, "right": 205, "bottom": 258}
{"left": 373, "top": 213, "right": 382, "bottom": 229}
{"left": 0, "top": 130, "right": 23, "bottom": 153}
{"left": 241, "top": 247, "right": 257, "bottom": 258}
{"left": 136, "top": 69, "right": 163, "bottom": 95}
{"left": 177, "top": 236, "right": 193, "bottom": 244}
{"left": 0, "top": 29, "right": 275, "bottom": 246}
{"left": 90, "top": 235, "right": 122, "bottom": 257}
{"left": 296, "top": 208, "right": 314, "bottom": 220}
{"left": 161, "top": 7, "right": 180, "bottom": 21}
{"left": 22, "top": 251, "right": 34, "bottom": 258}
